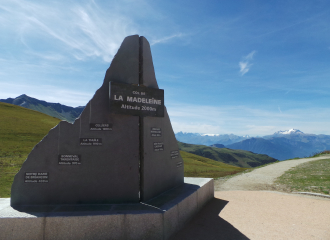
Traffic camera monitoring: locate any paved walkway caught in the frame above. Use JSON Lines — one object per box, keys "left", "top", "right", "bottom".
{"left": 171, "top": 156, "right": 330, "bottom": 239}
{"left": 170, "top": 191, "right": 330, "bottom": 240}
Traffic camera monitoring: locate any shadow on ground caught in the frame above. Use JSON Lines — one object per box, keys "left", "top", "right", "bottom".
{"left": 169, "top": 198, "right": 249, "bottom": 240}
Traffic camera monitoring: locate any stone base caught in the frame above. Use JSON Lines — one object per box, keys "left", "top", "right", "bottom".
{"left": 0, "top": 177, "right": 213, "bottom": 240}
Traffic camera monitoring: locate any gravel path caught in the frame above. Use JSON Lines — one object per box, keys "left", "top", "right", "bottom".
{"left": 171, "top": 191, "right": 330, "bottom": 240}
{"left": 215, "top": 155, "right": 330, "bottom": 191}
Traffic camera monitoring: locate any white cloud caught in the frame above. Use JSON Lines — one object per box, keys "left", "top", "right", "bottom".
{"left": 0, "top": 0, "right": 139, "bottom": 63}
{"left": 239, "top": 50, "right": 256, "bottom": 76}
{"left": 150, "top": 33, "right": 184, "bottom": 45}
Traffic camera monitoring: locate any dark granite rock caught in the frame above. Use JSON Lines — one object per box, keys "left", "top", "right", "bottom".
{"left": 139, "top": 37, "right": 184, "bottom": 201}
{"left": 11, "top": 35, "right": 183, "bottom": 207}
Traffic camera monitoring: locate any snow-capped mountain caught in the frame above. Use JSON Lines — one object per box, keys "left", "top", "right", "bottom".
{"left": 228, "top": 129, "right": 330, "bottom": 160}
{"left": 273, "top": 129, "right": 304, "bottom": 135}
{"left": 175, "top": 132, "right": 251, "bottom": 146}
{"left": 176, "top": 129, "right": 330, "bottom": 160}
{"left": 201, "top": 133, "right": 220, "bottom": 136}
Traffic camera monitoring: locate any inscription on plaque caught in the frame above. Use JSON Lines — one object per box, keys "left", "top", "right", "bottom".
{"left": 153, "top": 142, "right": 164, "bottom": 151}
{"left": 24, "top": 172, "right": 49, "bottom": 183}
{"left": 176, "top": 162, "right": 183, "bottom": 168}
{"left": 58, "top": 155, "right": 81, "bottom": 165}
{"left": 80, "top": 138, "right": 102, "bottom": 146}
{"left": 90, "top": 123, "right": 112, "bottom": 131}
{"left": 151, "top": 127, "right": 162, "bottom": 137}
{"left": 109, "top": 81, "right": 164, "bottom": 117}
{"left": 170, "top": 150, "right": 180, "bottom": 159}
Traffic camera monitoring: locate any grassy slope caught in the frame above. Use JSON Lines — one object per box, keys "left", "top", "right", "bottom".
{"left": 28, "top": 104, "right": 68, "bottom": 121}
{"left": 275, "top": 157, "right": 330, "bottom": 195}
{"left": 0, "top": 102, "right": 246, "bottom": 197}
{"left": 182, "top": 151, "right": 247, "bottom": 178}
{"left": 178, "top": 141, "right": 278, "bottom": 168}
{"left": 0, "top": 102, "right": 61, "bottom": 197}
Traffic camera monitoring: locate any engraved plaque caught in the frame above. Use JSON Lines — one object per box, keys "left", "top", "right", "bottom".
{"left": 58, "top": 155, "right": 81, "bottom": 165}
{"left": 80, "top": 138, "right": 102, "bottom": 146}
{"left": 176, "top": 162, "right": 183, "bottom": 168}
{"left": 24, "top": 172, "right": 49, "bottom": 183}
{"left": 170, "top": 150, "right": 179, "bottom": 159}
{"left": 150, "top": 127, "right": 162, "bottom": 137}
{"left": 109, "top": 81, "right": 164, "bottom": 117}
{"left": 153, "top": 142, "right": 164, "bottom": 151}
{"left": 90, "top": 123, "right": 112, "bottom": 131}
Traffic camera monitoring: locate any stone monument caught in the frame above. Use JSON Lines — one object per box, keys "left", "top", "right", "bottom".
{"left": 11, "top": 35, "right": 184, "bottom": 207}
{"left": 2, "top": 35, "right": 213, "bottom": 240}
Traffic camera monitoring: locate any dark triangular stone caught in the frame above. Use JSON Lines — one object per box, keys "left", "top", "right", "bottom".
{"left": 11, "top": 35, "right": 183, "bottom": 207}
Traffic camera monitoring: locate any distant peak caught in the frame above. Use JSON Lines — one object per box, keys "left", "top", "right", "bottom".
{"left": 274, "top": 129, "right": 303, "bottom": 135}
{"left": 201, "top": 133, "right": 220, "bottom": 136}
{"left": 17, "top": 94, "right": 30, "bottom": 98}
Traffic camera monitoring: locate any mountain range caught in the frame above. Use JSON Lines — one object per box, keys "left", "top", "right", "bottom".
{"left": 178, "top": 141, "right": 277, "bottom": 168}
{"left": 0, "top": 94, "right": 84, "bottom": 123}
{"left": 176, "top": 129, "right": 330, "bottom": 160}
{"left": 175, "top": 132, "right": 251, "bottom": 146}
{"left": 2, "top": 95, "right": 329, "bottom": 161}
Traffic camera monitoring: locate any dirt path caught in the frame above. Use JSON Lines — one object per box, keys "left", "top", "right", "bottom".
{"left": 214, "top": 155, "right": 330, "bottom": 191}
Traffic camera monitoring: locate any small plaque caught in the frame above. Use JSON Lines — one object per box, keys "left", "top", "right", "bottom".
{"left": 90, "top": 123, "right": 112, "bottom": 131}
{"left": 171, "top": 150, "right": 180, "bottom": 159}
{"left": 109, "top": 81, "right": 164, "bottom": 117}
{"left": 151, "top": 127, "right": 162, "bottom": 137}
{"left": 58, "top": 155, "right": 81, "bottom": 165}
{"left": 176, "top": 162, "right": 183, "bottom": 168}
{"left": 153, "top": 142, "right": 164, "bottom": 151}
{"left": 25, "top": 172, "right": 49, "bottom": 183}
{"left": 80, "top": 138, "right": 102, "bottom": 146}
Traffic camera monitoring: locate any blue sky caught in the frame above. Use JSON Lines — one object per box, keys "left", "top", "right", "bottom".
{"left": 1, "top": 0, "right": 330, "bottom": 136}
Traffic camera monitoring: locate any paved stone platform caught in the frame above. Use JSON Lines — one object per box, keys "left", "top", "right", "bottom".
{"left": 0, "top": 177, "right": 213, "bottom": 240}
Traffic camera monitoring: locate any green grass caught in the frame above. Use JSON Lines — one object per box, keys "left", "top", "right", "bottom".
{"left": 178, "top": 141, "right": 277, "bottom": 168}
{"left": 286, "top": 150, "right": 330, "bottom": 160}
{"left": 181, "top": 151, "right": 248, "bottom": 178}
{"left": 275, "top": 158, "right": 330, "bottom": 195}
{"left": 0, "top": 102, "right": 248, "bottom": 197}
{"left": 0, "top": 102, "right": 61, "bottom": 197}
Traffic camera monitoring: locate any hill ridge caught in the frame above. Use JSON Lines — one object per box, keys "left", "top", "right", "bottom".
{"left": 0, "top": 94, "right": 84, "bottom": 123}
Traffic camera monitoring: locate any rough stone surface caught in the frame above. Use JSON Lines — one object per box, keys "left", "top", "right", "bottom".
{"left": 44, "top": 215, "right": 125, "bottom": 240}
{"left": 0, "top": 218, "right": 44, "bottom": 240}
{"left": 1, "top": 178, "right": 214, "bottom": 240}
{"left": 141, "top": 108, "right": 184, "bottom": 201}
{"left": 163, "top": 205, "right": 179, "bottom": 240}
{"left": 140, "top": 36, "right": 184, "bottom": 201}
{"left": 11, "top": 35, "right": 141, "bottom": 206}
{"left": 10, "top": 35, "right": 184, "bottom": 207}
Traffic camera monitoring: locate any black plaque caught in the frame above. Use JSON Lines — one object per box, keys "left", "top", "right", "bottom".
{"left": 24, "top": 172, "right": 49, "bottom": 183}
{"left": 153, "top": 142, "right": 164, "bottom": 151}
{"left": 90, "top": 123, "right": 112, "bottom": 131}
{"left": 176, "top": 162, "right": 183, "bottom": 168}
{"left": 80, "top": 138, "right": 102, "bottom": 146}
{"left": 151, "top": 127, "right": 162, "bottom": 137}
{"left": 58, "top": 155, "right": 81, "bottom": 165}
{"left": 109, "top": 81, "right": 164, "bottom": 117}
{"left": 170, "top": 150, "right": 179, "bottom": 159}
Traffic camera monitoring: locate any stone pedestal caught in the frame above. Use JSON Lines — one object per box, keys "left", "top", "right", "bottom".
{"left": 1, "top": 178, "right": 214, "bottom": 240}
